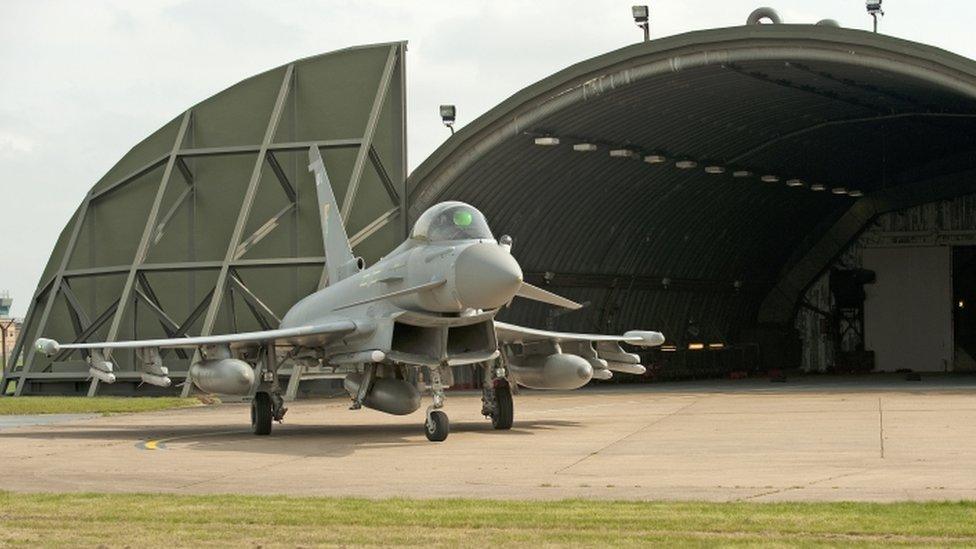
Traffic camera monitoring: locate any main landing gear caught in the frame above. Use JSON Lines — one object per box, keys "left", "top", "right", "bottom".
{"left": 482, "top": 361, "right": 514, "bottom": 430}
{"left": 490, "top": 380, "right": 514, "bottom": 430}
{"left": 251, "top": 390, "right": 287, "bottom": 435}
{"left": 251, "top": 345, "right": 288, "bottom": 436}
{"left": 251, "top": 392, "right": 273, "bottom": 435}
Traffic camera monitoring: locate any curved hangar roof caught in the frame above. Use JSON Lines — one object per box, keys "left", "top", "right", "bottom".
{"left": 9, "top": 42, "right": 407, "bottom": 391}
{"left": 408, "top": 24, "right": 976, "bottom": 342}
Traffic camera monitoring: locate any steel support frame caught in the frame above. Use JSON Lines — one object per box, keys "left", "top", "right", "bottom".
{"left": 182, "top": 63, "right": 296, "bottom": 397}
{"left": 88, "top": 109, "right": 194, "bottom": 396}
{"left": 10, "top": 43, "right": 408, "bottom": 397}
{"left": 11, "top": 193, "right": 94, "bottom": 396}
{"left": 339, "top": 45, "right": 399, "bottom": 221}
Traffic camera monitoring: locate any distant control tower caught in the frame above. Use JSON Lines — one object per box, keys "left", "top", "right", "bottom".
{"left": 0, "top": 291, "right": 11, "bottom": 318}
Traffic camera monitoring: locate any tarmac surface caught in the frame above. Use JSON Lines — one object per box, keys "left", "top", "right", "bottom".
{"left": 1, "top": 376, "right": 975, "bottom": 501}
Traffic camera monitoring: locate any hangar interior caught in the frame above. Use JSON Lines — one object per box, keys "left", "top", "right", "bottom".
{"left": 5, "top": 21, "right": 976, "bottom": 396}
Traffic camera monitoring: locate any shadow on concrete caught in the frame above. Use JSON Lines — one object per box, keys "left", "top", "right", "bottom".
{"left": 0, "top": 418, "right": 581, "bottom": 458}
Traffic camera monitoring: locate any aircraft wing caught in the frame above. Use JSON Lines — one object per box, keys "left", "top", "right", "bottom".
{"left": 494, "top": 321, "right": 664, "bottom": 347}
{"left": 35, "top": 320, "right": 359, "bottom": 355}
{"left": 494, "top": 321, "right": 664, "bottom": 379}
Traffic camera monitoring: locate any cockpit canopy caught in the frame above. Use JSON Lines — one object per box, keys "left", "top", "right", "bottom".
{"left": 411, "top": 201, "right": 493, "bottom": 242}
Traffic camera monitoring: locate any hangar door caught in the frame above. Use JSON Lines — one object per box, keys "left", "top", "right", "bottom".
{"left": 863, "top": 247, "right": 952, "bottom": 372}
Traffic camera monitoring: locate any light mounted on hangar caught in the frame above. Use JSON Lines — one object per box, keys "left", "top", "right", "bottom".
{"left": 5, "top": 43, "right": 408, "bottom": 396}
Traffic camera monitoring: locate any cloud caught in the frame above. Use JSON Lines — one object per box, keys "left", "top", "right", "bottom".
{"left": 0, "top": 131, "right": 35, "bottom": 155}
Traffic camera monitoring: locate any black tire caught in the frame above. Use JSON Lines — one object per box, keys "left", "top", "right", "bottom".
{"left": 425, "top": 410, "right": 450, "bottom": 442}
{"left": 491, "top": 381, "right": 514, "bottom": 430}
{"left": 251, "top": 392, "right": 273, "bottom": 436}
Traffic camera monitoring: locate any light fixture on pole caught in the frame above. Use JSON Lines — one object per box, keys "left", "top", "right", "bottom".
{"left": 440, "top": 105, "right": 456, "bottom": 135}
{"left": 632, "top": 5, "right": 650, "bottom": 42}
{"left": 866, "top": 0, "right": 883, "bottom": 33}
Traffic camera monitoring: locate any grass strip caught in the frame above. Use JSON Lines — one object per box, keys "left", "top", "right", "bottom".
{"left": 0, "top": 396, "right": 205, "bottom": 416}
{"left": 0, "top": 493, "right": 974, "bottom": 547}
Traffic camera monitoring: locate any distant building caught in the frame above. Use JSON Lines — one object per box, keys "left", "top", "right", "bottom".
{"left": 0, "top": 291, "right": 21, "bottom": 368}
{"left": 1, "top": 320, "right": 20, "bottom": 363}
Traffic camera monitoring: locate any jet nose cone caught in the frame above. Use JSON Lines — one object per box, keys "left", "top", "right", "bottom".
{"left": 454, "top": 242, "right": 523, "bottom": 309}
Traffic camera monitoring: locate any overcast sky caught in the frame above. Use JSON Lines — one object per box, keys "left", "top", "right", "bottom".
{"left": 1, "top": 0, "right": 973, "bottom": 317}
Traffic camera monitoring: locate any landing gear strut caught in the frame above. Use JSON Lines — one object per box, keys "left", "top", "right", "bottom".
{"left": 425, "top": 367, "right": 450, "bottom": 441}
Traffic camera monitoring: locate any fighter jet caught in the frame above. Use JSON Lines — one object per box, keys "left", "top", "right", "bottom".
{"left": 35, "top": 147, "right": 664, "bottom": 441}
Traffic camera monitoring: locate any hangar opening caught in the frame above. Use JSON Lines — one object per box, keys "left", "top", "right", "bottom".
{"left": 407, "top": 24, "right": 976, "bottom": 379}
{"left": 6, "top": 19, "right": 976, "bottom": 396}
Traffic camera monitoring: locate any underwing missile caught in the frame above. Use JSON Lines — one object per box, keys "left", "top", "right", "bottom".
{"left": 605, "top": 362, "right": 646, "bottom": 375}
{"left": 140, "top": 372, "right": 172, "bottom": 388}
{"left": 89, "top": 368, "right": 116, "bottom": 384}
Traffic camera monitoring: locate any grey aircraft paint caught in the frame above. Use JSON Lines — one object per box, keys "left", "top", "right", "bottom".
{"left": 34, "top": 147, "right": 664, "bottom": 441}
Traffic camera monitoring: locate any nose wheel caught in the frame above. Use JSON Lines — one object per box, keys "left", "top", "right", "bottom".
{"left": 425, "top": 409, "right": 450, "bottom": 441}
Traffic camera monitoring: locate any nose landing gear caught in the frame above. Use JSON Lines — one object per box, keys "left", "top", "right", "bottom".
{"left": 425, "top": 409, "right": 450, "bottom": 441}
{"left": 424, "top": 367, "right": 450, "bottom": 441}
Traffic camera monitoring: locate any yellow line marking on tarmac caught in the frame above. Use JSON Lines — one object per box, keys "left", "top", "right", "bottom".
{"left": 137, "top": 430, "right": 249, "bottom": 451}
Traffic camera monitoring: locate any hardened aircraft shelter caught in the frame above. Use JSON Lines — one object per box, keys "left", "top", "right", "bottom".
{"left": 6, "top": 21, "right": 976, "bottom": 396}
{"left": 4, "top": 42, "right": 408, "bottom": 395}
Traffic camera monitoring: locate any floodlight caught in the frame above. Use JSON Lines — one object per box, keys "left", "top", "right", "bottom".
{"left": 866, "top": 0, "right": 883, "bottom": 32}
{"left": 632, "top": 5, "right": 648, "bottom": 22}
{"left": 440, "top": 104, "right": 456, "bottom": 135}
{"left": 632, "top": 5, "right": 650, "bottom": 41}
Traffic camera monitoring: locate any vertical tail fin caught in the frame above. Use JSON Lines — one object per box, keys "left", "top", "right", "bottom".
{"left": 309, "top": 146, "right": 359, "bottom": 286}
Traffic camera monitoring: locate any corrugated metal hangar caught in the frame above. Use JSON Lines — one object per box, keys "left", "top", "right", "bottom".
{"left": 5, "top": 19, "right": 976, "bottom": 396}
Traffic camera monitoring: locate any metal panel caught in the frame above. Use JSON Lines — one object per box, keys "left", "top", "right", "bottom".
{"left": 864, "top": 246, "right": 952, "bottom": 371}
